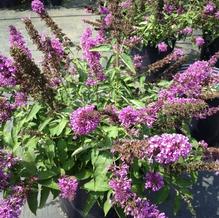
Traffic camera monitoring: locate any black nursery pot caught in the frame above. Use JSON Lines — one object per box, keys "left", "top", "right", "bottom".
{"left": 131, "top": 42, "right": 175, "bottom": 81}
{"left": 190, "top": 67, "right": 219, "bottom": 147}
{"left": 131, "top": 43, "right": 174, "bottom": 67}
{"left": 200, "top": 37, "right": 219, "bottom": 68}
{"left": 60, "top": 189, "right": 118, "bottom": 218}
{"left": 0, "top": 0, "right": 17, "bottom": 8}
{"left": 190, "top": 97, "right": 219, "bottom": 147}
{"left": 51, "top": 0, "right": 63, "bottom": 6}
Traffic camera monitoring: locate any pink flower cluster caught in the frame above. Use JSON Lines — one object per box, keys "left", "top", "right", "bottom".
{"left": 109, "top": 163, "right": 166, "bottom": 218}
{"left": 51, "top": 38, "right": 64, "bottom": 57}
{"left": 13, "top": 92, "right": 27, "bottom": 108}
{"left": 180, "top": 27, "right": 193, "bottom": 36}
{"left": 58, "top": 176, "right": 78, "bottom": 201}
{"left": 195, "top": 37, "right": 205, "bottom": 47}
{"left": 146, "top": 133, "right": 192, "bottom": 164}
{"left": 145, "top": 172, "right": 164, "bottom": 192}
{"left": 0, "top": 185, "right": 26, "bottom": 218}
{"left": 203, "top": 2, "right": 216, "bottom": 15}
{"left": 118, "top": 106, "right": 139, "bottom": 128}
{"left": 0, "top": 149, "right": 18, "bottom": 191}
{"left": 80, "top": 28, "right": 106, "bottom": 85}
{"left": 118, "top": 101, "right": 163, "bottom": 129}
{"left": 9, "top": 26, "right": 32, "bottom": 58}
{"left": 160, "top": 61, "right": 212, "bottom": 99}
{"left": 0, "top": 55, "right": 16, "bottom": 87}
{"left": 0, "top": 98, "right": 14, "bottom": 123}
{"left": 70, "top": 105, "right": 100, "bottom": 135}
{"left": 31, "top": 0, "right": 45, "bottom": 15}
{"left": 124, "top": 36, "right": 142, "bottom": 47}
{"left": 120, "top": 0, "right": 132, "bottom": 9}
{"left": 133, "top": 54, "right": 143, "bottom": 68}
{"left": 109, "top": 164, "right": 132, "bottom": 206}
{"left": 157, "top": 42, "right": 168, "bottom": 53}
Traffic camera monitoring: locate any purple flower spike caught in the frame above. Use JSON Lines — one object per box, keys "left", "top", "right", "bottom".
{"left": 9, "top": 25, "right": 32, "bottom": 58}
{"left": 31, "top": 0, "right": 45, "bottom": 15}
{"left": 58, "top": 176, "right": 78, "bottom": 201}
{"left": 145, "top": 172, "right": 164, "bottom": 192}
{"left": 118, "top": 106, "right": 139, "bottom": 128}
{"left": 157, "top": 42, "right": 168, "bottom": 53}
{"left": 195, "top": 37, "right": 205, "bottom": 47}
{"left": 70, "top": 105, "right": 100, "bottom": 135}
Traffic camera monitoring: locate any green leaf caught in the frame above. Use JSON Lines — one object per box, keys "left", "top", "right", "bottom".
{"left": 130, "top": 100, "right": 145, "bottom": 108}
{"left": 120, "top": 53, "right": 136, "bottom": 74}
{"left": 90, "top": 44, "right": 111, "bottom": 52}
{"left": 84, "top": 179, "right": 109, "bottom": 192}
{"left": 174, "top": 177, "right": 193, "bottom": 187}
{"left": 155, "top": 186, "right": 169, "bottom": 204}
{"left": 39, "top": 179, "right": 59, "bottom": 190}
{"left": 103, "top": 126, "right": 120, "bottom": 139}
{"left": 50, "top": 117, "right": 68, "bottom": 136}
{"left": 3, "top": 121, "right": 13, "bottom": 146}
{"left": 63, "top": 159, "right": 75, "bottom": 171}
{"left": 39, "top": 186, "right": 50, "bottom": 208}
{"left": 83, "top": 192, "right": 98, "bottom": 217}
{"left": 173, "top": 194, "right": 181, "bottom": 216}
{"left": 85, "top": 152, "right": 112, "bottom": 192}
{"left": 44, "top": 139, "right": 55, "bottom": 161}
{"left": 26, "top": 104, "right": 42, "bottom": 123}
{"left": 27, "top": 189, "right": 38, "bottom": 215}
{"left": 38, "top": 170, "right": 58, "bottom": 180}
{"left": 39, "top": 118, "right": 53, "bottom": 131}
{"left": 75, "top": 169, "right": 92, "bottom": 180}
{"left": 104, "top": 191, "right": 112, "bottom": 216}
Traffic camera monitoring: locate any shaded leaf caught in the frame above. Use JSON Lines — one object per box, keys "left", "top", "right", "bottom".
{"left": 27, "top": 189, "right": 38, "bottom": 215}
{"left": 39, "top": 186, "right": 50, "bottom": 208}
{"left": 90, "top": 44, "right": 111, "bottom": 52}
{"left": 120, "top": 53, "right": 136, "bottom": 74}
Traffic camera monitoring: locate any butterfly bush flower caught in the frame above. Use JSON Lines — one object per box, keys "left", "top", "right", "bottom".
{"left": 157, "top": 42, "right": 168, "bottom": 53}
{"left": 31, "top": 0, "right": 45, "bottom": 15}
{"left": 128, "top": 197, "right": 166, "bottom": 218}
{"left": 159, "top": 61, "right": 211, "bottom": 99}
{"left": 58, "top": 176, "right": 78, "bottom": 201}
{"left": 118, "top": 106, "right": 139, "bottom": 128}
{"left": 80, "top": 28, "right": 106, "bottom": 85}
{"left": 0, "top": 185, "right": 26, "bottom": 218}
{"left": 215, "top": 11, "right": 219, "bottom": 19}
{"left": 180, "top": 27, "right": 193, "bottom": 36}
{"left": 195, "top": 37, "right": 205, "bottom": 47}
{"left": 139, "top": 101, "right": 163, "bottom": 128}
{"left": 104, "top": 13, "right": 113, "bottom": 26}
{"left": 203, "top": 2, "right": 216, "bottom": 15}
{"left": 120, "top": 0, "right": 132, "bottom": 9}
{"left": 0, "top": 98, "right": 14, "bottom": 123}
{"left": 109, "top": 163, "right": 132, "bottom": 207}
{"left": 70, "top": 105, "right": 100, "bottom": 135}
{"left": 51, "top": 38, "right": 64, "bottom": 57}
{"left": 99, "top": 6, "right": 109, "bottom": 15}
{"left": 0, "top": 149, "right": 18, "bottom": 191}
{"left": 171, "top": 48, "right": 184, "bottom": 61}
{"left": 9, "top": 26, "right": 32, "bottom": 59}
{"left": 145, "top": 172, "right": 164, "bottom": 192}
{"left": 133, "top": 54, "right": 143, "bottom": 68}
{"left": 163, "top": 4, "right": 175, "bottom": 14}
{"left": 13, "top": 92, "right": 27, "bottom": 108}
{"left": 124, "top": 36, "right": 141, "bottom": 47}
{"left": 109, "top": 163, "right": 166, "bottom": 218}
{"left": 199, "top": 140, "right": 208, "bottom": 149}
{"left": 0, "top": 55, "right": 16, "bottom": 87}
{"left": 146, "top": 133, "right": 192, "bottom": 164}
